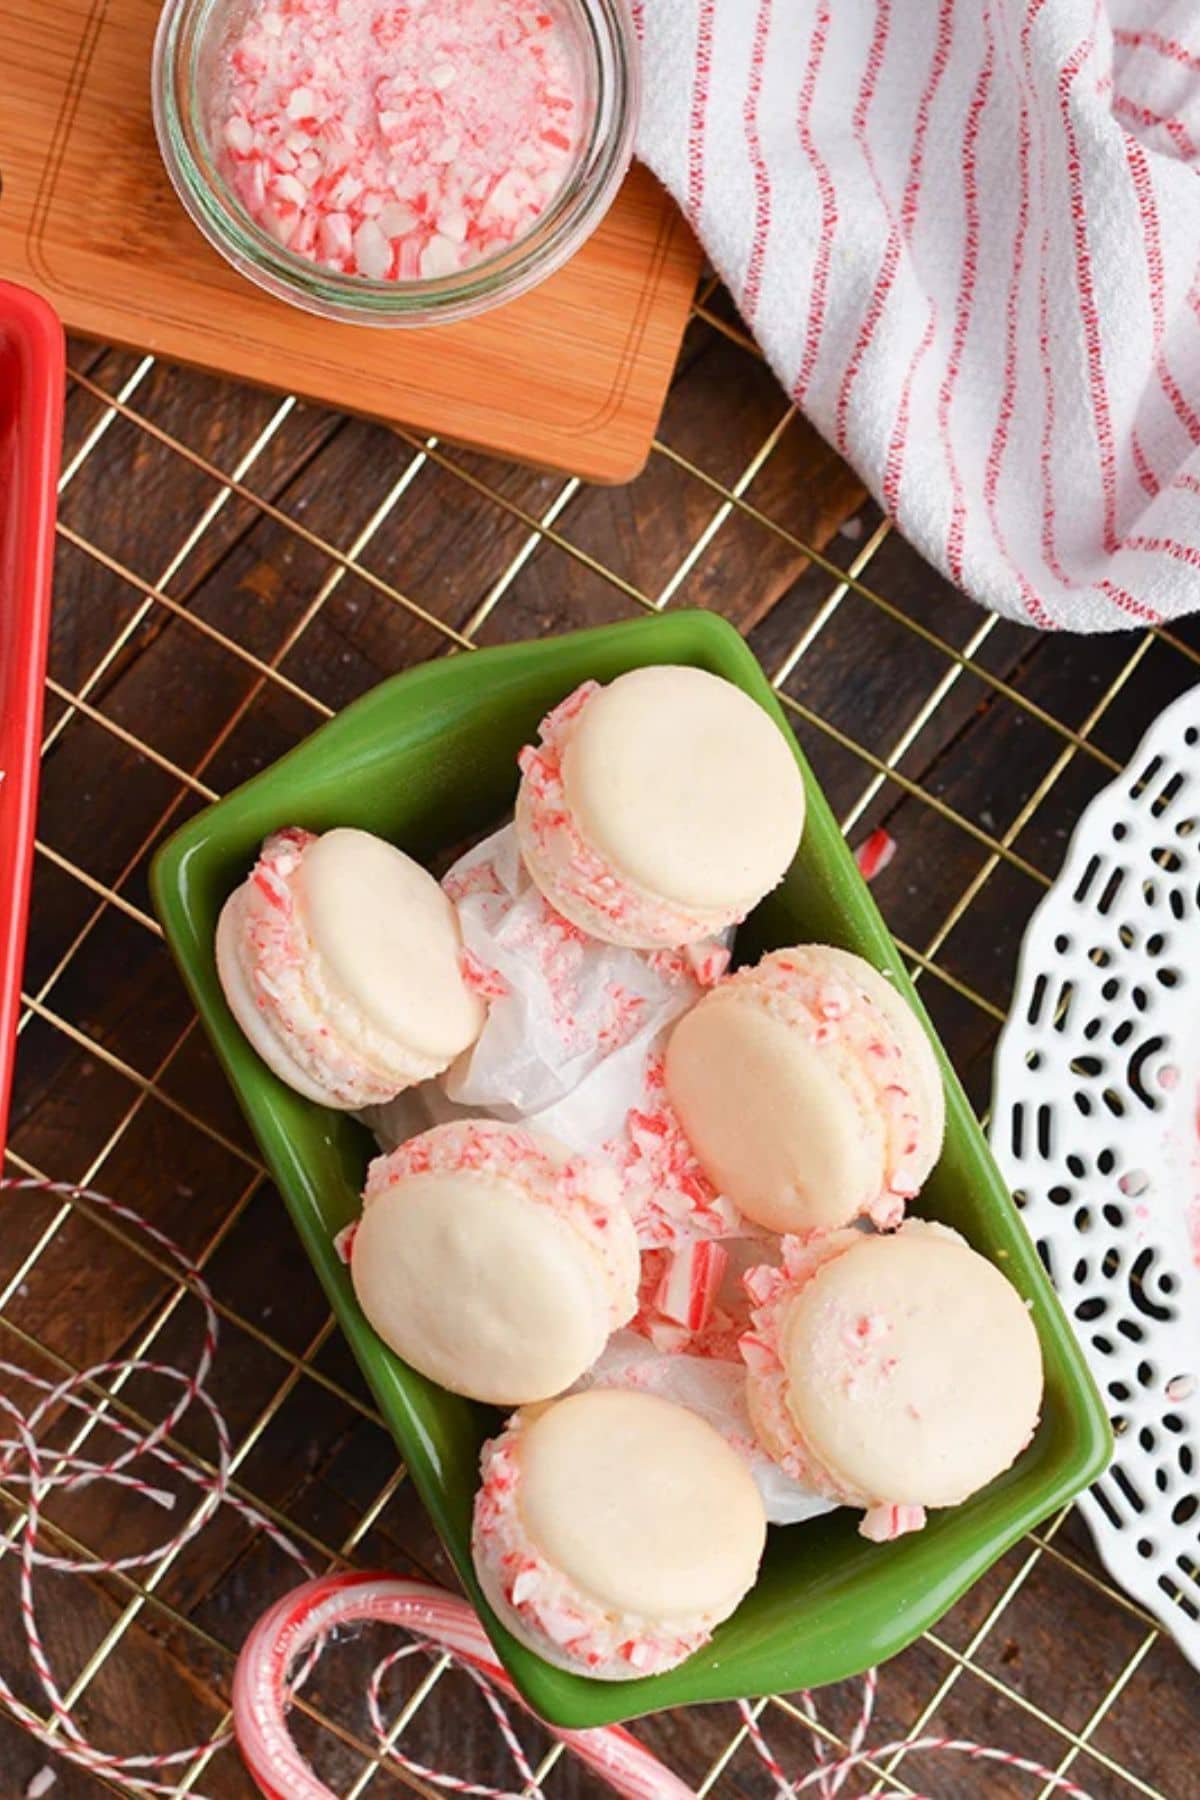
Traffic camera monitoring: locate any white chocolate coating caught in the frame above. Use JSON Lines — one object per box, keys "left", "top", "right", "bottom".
{"left": 216, "top": 827, "right": 485, "bottom": 1109}
{"left": 745, "top": 1223, "right": 1044, "bottom": 1511}
{"left": 300, "top": 828, "right": 485, "bottom": 1065}
{"left": 562, "top": 666, "right": 805, "bottom": 912}
{"left": 515, "top": 672, "right": 805, "bottom": 949}
{"left": 471, "top": 1390, "right": 765, "bottom": 1679}
{"left": 666, "top": 945, "right": 945, "bottom": 1233}
{"left": 354, "top": 1173, "right": 617, "bottom": 1403}
{"left": 519, "top": 1389, "right": 766, "bottom": 1619}
{"left": 353, "top": 1121, "right": 638, "bottom": 1405}
{"left": 667, "top": 1001, "right": 878, "bottom": 1232}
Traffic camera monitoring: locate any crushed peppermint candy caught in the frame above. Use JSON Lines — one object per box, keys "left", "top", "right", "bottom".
{"left": 853, "top": 827, "right": 897, "bottom": 884}
{"left": 460, "top": 946, "right": 510, "bottom": 1003}
{"left": 604, "top": 1054, "right": 745, "bottom": 1248}
{"left": 859, "top": 1501, "right": 927, "bottom": 1542}
{"left": 653, "top": 1239, "right": 729, "bottom": 1336}
{"left": 516, "top": 683, "right": 748, "bottom": 947}
{"left": 213, "top": 0, "right": 586, "bottom": 281}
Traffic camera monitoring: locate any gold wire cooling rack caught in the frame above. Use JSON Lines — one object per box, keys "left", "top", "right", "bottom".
{"left": 3, "top": 273, "right": 1199, "bottom": 1799}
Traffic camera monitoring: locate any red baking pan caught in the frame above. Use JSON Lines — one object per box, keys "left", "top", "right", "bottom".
{"left": 0, "top": 282, "right": 63, "bottom": 1159}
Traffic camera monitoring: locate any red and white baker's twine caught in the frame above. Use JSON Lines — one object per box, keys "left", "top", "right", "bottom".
{"left": 735, "top": 1667, "right": 1098, "bottom": 1800}
{"left": 0, "top": 1175, "right": 313, "bottom": 1794}
{"left": 0, "top": 1177, "right": 1094, "bottom": 1799}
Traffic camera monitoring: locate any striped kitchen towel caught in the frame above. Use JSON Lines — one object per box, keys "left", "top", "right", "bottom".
{"left": 636, "top": 0, "right": 1200, "bottom": 630}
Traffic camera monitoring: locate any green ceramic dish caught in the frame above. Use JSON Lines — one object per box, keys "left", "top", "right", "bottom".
{"left": 151, "top": 611, "right": 1111, "bottom": 1728}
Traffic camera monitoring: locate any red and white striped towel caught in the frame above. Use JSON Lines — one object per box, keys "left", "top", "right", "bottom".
{"left": 636, "top": 0, "right": 1200, "bottom": 631}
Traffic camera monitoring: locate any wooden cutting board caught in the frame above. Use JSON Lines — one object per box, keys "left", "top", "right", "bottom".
{"left": 0, "top": 0, "right": 701, "bottom": 481}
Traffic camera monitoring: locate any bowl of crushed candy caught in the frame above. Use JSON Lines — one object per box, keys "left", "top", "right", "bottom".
{"left": 152, "top": 0, "right": 639, "bottom": 326}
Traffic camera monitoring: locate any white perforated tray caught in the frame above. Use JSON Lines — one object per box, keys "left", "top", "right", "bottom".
{"left": 992, "top": 683, "right": 1200, "bottom": 1667}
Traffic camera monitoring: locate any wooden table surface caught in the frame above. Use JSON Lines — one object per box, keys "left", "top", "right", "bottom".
{"left": 4, "top": 282, "right": 1200, "bottom": 1798}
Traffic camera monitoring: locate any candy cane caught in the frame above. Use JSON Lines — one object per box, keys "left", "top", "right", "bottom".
{"left": 233, "top": 1571, "right": 697, "bottom": 1800}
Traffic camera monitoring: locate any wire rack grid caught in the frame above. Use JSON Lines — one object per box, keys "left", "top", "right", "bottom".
{"left": 2, "top": 274, "right": 1198, "bottom": 1800}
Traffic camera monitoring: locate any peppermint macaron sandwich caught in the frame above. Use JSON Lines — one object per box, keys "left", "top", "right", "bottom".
{"left": 514, "top": 665, "right": 806, "bottom": 949}
{"left": 216, "top": 826, "right": 486, "bottom": 1110}
{"left": 665, "top": 944, "right": 945, "bottom": 1233}
{"left": 740, "top": 1223, "right": 1044, "bottom": 1540}
{"left": 351, "top": 1120, "right": 639, "bottom": 1405}
{"left": 472, "top": 1388, "right": 767, "bottom": 1678}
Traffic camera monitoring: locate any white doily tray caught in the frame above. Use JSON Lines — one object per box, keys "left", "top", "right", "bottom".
{"left": 992, "top": 682, "right": 1200, "bottom": 1666}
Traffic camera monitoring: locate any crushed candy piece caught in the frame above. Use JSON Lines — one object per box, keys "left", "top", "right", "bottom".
{"left": 214, "top": 0, "right": 585, "bottom": 281}
{"left": 654, "top": 1239, "right": 729, "bottom": 1335}
{"left": 859, "top": 1502, "right": 926, "bottom": 1542}
{"left": 854, "top": 828, "right": 897, "bottom": 884}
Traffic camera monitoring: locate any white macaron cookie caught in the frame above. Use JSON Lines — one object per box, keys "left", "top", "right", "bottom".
{"left": 216, "top": 826, "right": 486, "bottom": 1110}
{"left": 514, "top": 666, "right": 806, "bottom": 949}
{"left": 741, "top": 1223, "right": 1044, "bottom": 1540}
{"left": 664, "top": 944, "right": 945, "bottom": 1233}
{"left": 472, "top": 1388, "right": 766, "bottom": 1678}
{"left": 351, "top": 1121, "right": 639, "bottom": 1405}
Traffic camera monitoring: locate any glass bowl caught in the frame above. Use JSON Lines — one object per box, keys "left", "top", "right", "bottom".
{"left": 151, "top": 611, "right": 1112, "bottom": 1729}
{"left": 152, "top": 0, "right": 639, "bottom": 327}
